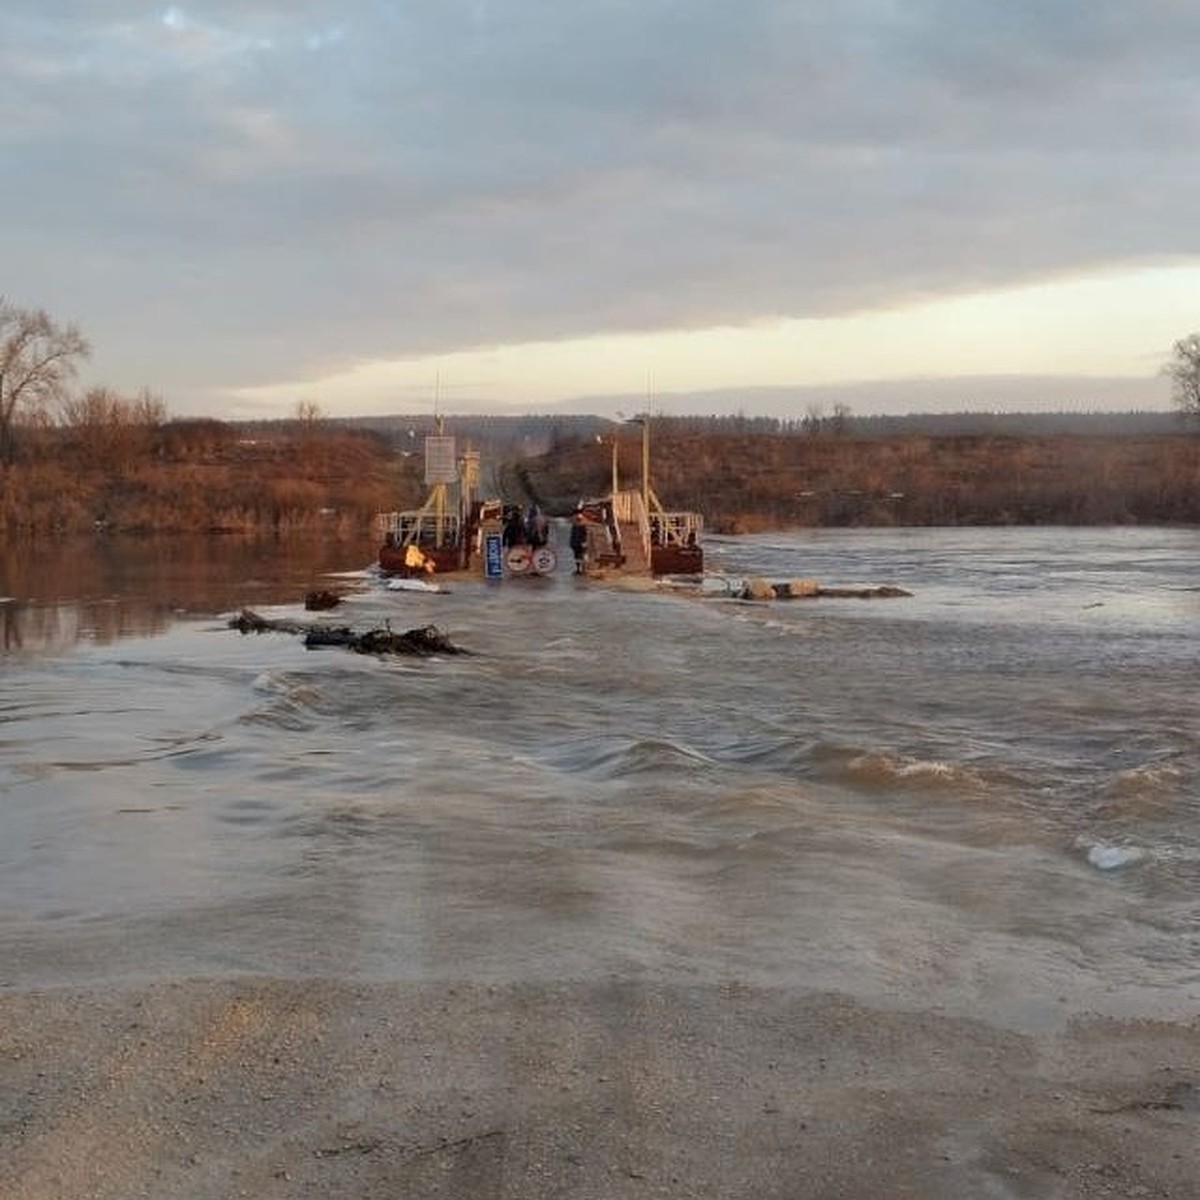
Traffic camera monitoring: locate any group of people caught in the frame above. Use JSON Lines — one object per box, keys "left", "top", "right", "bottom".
{"left": 501, "top": 503, "right": 549, "bottom": 549}
{"left": 500, "top": 503, "right": 590, "bottom": 575}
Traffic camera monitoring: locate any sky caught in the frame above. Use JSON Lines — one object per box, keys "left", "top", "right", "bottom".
{"left": 2, "top": 1, "right": 1198, "bottom": 421}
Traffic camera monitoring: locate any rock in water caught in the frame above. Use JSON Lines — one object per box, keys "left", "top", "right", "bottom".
{"left": 742, "top": 576, "right": 776, "bottom": 601}
{"left": 786, "top": 578, "right": 821, "bottom": 597}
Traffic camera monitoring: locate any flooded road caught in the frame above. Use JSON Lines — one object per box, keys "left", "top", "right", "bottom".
{"left": 3, "top": 526, "right": 1197, "bottom": 1032}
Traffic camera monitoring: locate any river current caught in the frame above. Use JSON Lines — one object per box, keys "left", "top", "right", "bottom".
{"left": 2, "top": 526, "right": 1197, "bottom": 1033}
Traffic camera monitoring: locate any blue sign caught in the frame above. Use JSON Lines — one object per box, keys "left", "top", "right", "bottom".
{"left": 484, "top": 531, "right": 504, "bottom": 579}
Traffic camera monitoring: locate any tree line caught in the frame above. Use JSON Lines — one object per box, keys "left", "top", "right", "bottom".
{"left": 511, "top": 425, "right": 1200, "bottom": 531}
{"left": 3, "top": 297, "right": 1199, "bottom": 537}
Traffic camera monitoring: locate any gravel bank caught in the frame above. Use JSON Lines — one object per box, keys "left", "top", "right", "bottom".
{"left": 2, "top": 978, "right": 1197, "bottom": 1198}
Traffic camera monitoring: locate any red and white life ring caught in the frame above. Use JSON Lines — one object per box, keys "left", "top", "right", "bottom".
{"left": 505, "top": 545, "right": 532, "bottom": 574}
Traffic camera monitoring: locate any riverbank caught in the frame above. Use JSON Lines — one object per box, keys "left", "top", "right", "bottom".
{"left": 2, "top": 977, "right": 1196, "bottom": 1199}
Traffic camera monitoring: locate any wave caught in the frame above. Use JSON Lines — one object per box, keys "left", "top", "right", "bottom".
{"left": 1085, "top": 758, "right": 1193, "bottom": 835}
{"left": 839, "top": 749, "right": 991, "bottom": 793}
{"left": 537, "top": 734, "right": 720, "bottom": 780}
{"left": 1103, "top": 760, "right": 1188, "bottom": 800}
{"left": 552, "top": 731, "right": 1022, "bottom": 800}
{"left": 242, "top": 671, "right": 325, "bottom": 732}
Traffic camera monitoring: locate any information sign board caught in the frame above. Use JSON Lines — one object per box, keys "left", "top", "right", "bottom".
{"left": 484, "top": 532, "right": 504, "bottom": 579}
{"left": 424, "top": 436, "right": 458, "bottom": 484}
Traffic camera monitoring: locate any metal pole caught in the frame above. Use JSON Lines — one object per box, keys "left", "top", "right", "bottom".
{"left": 611, "top": 432, "right": 619, "bottom": 498}
{"left": 640, "top": 415, "right": 650, "bottom": 518}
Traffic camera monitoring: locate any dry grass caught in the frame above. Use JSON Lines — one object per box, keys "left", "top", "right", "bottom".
{"left": 1, "top": 425, "right": 410, "bottom": 536}
{"left": 519, "top": 429, "right": 1200, "bottom": 529}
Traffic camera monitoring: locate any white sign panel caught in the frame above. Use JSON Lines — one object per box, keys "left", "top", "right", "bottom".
{"left": 424, "top": 436, "right": 458, "bottom": 484}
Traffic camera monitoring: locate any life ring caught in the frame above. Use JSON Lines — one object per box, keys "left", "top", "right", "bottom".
{"left": 505, "top": 545, "right": 532, "bottom": 574}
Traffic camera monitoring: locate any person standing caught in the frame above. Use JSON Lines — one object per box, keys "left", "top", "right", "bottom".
{"left": 569, "top": 511, "right": 589, "bottom": 575}
{"left": 525, "top": 504, "right": 549, "bottom": 548}
{"left": 502, "top": 505, "right": 525, "bottom": 547}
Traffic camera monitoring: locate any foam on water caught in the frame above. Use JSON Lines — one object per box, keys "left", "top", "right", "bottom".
{"left": 1083, "top": 841, "right": 1147, "bottom": 871}
{"left": 845, "top": 751, "right": 988, "bottom": 791}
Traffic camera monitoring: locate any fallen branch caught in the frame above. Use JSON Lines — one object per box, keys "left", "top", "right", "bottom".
{"left": 229, "top": 609, "right": 469, "bottom": 656}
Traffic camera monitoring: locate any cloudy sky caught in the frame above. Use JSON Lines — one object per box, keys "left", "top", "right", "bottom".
{"left": 3, "top": 2, "right": 1197, "bottom": 419}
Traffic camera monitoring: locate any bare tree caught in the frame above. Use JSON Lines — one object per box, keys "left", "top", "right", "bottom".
{"left": 802, "top": 402, "right": 826, "bottom": 437}
{"left": 0, "top": 300, "right": 90, "bottom": 461}
{"left": 296, "top": 399, "right": 323, "bottom": 426}
{"left": 131, "top": 387, "right": 167, "bottom": 427}
{"left": 295, "top": 399, "right": 326, "bottom": 472}
{"left": 1164, "top": 333, "right": 1200, "bottom": 421}
{"left": 61, "top": 385, "right": 167, "bottom": 472}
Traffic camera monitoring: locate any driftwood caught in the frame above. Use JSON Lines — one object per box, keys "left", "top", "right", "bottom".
{"left": 229, "top": 610, "right": 308, "bottom": 635}
{"left": 777, "top": 583, "right": 913, "bottom": 600}
{"left": 229, "top": 609, "right": 469, "bottom": 656}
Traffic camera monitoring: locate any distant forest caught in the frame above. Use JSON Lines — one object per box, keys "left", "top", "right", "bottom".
{"left": 510, "top": 417, "right": 1200, "bottom": 531}
{"left": 335, "top": 407, "right": 1189, "bottom": 450}
{"left": 2, "top": 408, "right": 1197, "bottom": 536}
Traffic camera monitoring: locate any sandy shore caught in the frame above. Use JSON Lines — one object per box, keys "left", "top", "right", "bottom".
{"left": 2, "top": 977, "right": 1196, "bottom": 1199}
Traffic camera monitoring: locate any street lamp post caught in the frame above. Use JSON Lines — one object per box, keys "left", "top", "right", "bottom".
{"left": 639, "top": 414, "right": 650, "bottom": 518}
{"left": 615, "top": 412, "right": 651, "bottom": 516}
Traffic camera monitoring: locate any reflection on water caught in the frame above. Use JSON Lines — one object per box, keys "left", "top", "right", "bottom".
{"left": 1, "top": 600, "right": 172, "bottom": 655}
{"left": 0, "top": 532, "right": 377, "bottom": 654}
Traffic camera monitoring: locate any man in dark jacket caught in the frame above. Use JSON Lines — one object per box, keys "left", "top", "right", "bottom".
{"left": 569, "top": 511, "right": 588, "bottom": 575}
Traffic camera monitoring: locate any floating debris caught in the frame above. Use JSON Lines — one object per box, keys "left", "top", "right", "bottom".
{"left": 695, "top": 575, "right": 911, "bottom": 600}
{"left": 229, "top": 609, "right": 469, "bottom": 656}
{"left": 792, "top": 584, "right": 913, "bottom": 600}
{"left": 304, "top": 589, "right": 343, "bottom": 611}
